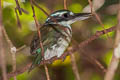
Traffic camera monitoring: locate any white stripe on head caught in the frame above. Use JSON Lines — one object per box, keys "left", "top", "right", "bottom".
{"left": 51, "top": 11, "right": 68, "bottom": 17}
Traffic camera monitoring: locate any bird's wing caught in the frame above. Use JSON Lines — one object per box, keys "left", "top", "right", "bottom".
{"left": 29, "top": 25, "right": 57, "bottom": 72}
{"left": 29, "top": 25, "right": 67, "bottom": 72}
{"left": 29, "top": 25, "right": 72, "bottom": 72}
{"left": 30, "top": 25, "right": 67, "bottom": 55}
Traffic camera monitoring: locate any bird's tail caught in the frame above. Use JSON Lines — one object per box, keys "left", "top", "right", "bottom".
{"left": 28, "top": 53, "right": 42, "bottom": 73}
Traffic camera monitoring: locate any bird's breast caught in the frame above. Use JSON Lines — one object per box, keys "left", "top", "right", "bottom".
{"left": 44, "top": 28, "right": 72, "bottom": 60}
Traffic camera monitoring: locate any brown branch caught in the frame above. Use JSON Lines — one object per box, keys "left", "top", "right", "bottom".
{"left": 11, "top": 53, "right": 17, "bottom": 80}
{"left": 70, "top": 53, "right": 81, "bottom": 80}
{"left": 3, "top": 19, "right": 27, "bottom": 79}
{"left": 30, "top": 0, "right": 44, "bottom": 61}
{"left": 0, "top": 0, "right": 7, "bottom": 80}
{"left": 3, "top": 29, "right": 17, "bottom": 80}
{"left": 104, "top": 6, "right": 120, "bottom": 80}
{"left": 15, "top": 0, "right": 29, "bottom": 15}
{"left": 3, "top": 8, "right": 18, "bottom": 80}
{"left": 77, "top": 26, "right": 116, "bottom": 49}
{"left": 90, "top": 56, "right": 107, "bottom": 73}
{"left": 15, "top": 8, "right": 22, "bottom": 28}
{"left": 30, "top": 0, "right": 51, "bottom": 80}
{"left": 16, "top": 45, "right": 26, "bottom": 52}
{"left": 82, "top": 52, "right": 107, "bottom": 73}
{"left": 15, "top": 0, "right": 29, "bottom": 28}
{"left": 7, "top": 63, "right": 32, "bottom": 79}
{"left": 64, "top": 0, "right": 67, "bottom": 9}
{"left": 44, "top": 64, "right": 51, "bottom": 80}
{"left": 72, "top": 39, "right": 106, "bottom": 73}
{"left": 88, "top": 0, "right": 93, "bottom": 13}
{"left": 32, "top": 1, "right": 49, "bottom": 16}
{"left": 88, "top": 0, "right": 110, "bottom": 39}
{"left": 20, "top": 8, "right": 29, "bottom": 14}
{"left": 15, "top": 0, "right": 22, "bottom": 15}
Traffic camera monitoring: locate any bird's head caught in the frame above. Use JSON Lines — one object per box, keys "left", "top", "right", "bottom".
{"left": 45, "top": 10, "right": 92, "bottom": 28}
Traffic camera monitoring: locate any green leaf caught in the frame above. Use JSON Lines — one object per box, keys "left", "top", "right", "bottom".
{"left": 68, "top": 3, "right": 83, "bottom": 13}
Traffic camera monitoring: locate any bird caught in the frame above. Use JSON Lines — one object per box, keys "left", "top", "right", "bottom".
{"left": 29, "top": 9, "right": 91, "bottom": 71}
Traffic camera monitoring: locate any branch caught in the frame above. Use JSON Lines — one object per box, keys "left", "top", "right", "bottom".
{"left": 88, "top": 0, "right": 110, "bottom": 39}
{"left": 77, "top": 47, "right": 107, "bottom": 73}
{"left": 15, "top": 0, "right": 22, "bottom": 15}
{"left": 32, "top": 1, "right": 49, "bottom": 16}
{"left": 15, "top": 0, "right": 29, "bottom": 28}
{"left": 7, "top": 63, "right": 32, "bottom": 79}
{"left": 15, "top": 8, "right": 22, "bottom": 28}
{"left": 30, "top": 1, "right": 51, "bottom": 80}
{"left": 0, "top": 0, "right": 7, "bottom": 80}
{"left": 104, "top": 7, "right": 120, "bottom": 80}
{"left": 70, "top": 53, "right": 81, "bottom": 80}
{"left": 64, "top": 0, "right": 67, "bottom": 9}
{"left": 3, "top": 28, "right": 17, "bottom": 80}
{"left": 44, "top": 64, "right": 51, "bottom": 80}
{"left": 15, "top": 0, "right": 29, "bottom": 15}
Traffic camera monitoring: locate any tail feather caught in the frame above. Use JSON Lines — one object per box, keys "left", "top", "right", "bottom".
{"left": 28, "top": 53, "right": 42, "bottom": 73}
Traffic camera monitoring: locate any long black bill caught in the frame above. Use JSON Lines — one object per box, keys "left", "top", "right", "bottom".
{"left": 71, "top": 13, "right": 92, "bottom": 21}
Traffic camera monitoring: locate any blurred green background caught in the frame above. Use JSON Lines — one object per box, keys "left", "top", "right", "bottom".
{"left": 1, "top": 0, "right": 120, "bottom": 80}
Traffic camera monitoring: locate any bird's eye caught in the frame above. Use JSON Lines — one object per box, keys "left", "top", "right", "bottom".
{"left": 63, "top": 13, "right": 69, "bottom": 18}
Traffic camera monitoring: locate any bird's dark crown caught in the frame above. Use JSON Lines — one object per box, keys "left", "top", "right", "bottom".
{"left": 45, "top": 10, "right": 73, "bottom": 22}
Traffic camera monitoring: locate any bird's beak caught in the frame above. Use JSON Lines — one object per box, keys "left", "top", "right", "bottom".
{"left": 70, "top": 13, "right": 92, "bottom": 22}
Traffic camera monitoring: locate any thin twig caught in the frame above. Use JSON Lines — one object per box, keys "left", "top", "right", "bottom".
{"left": 3, "top": 29, "right": 27, "bottom": 80}
{"left": 72, "top": 39, "right": 106, "bottom": 73}
{"left": 104, "top": 6, "right": 120, "bottom": 80}
{"left": 7, "top": 63, "right": 32, "bottom": 79}
{"left": 32, "top": 1, "right": 49, "bottom": 16}
{"left": 3, "top": 25, "right": 27, "bottom": 80}
{"left": 15, "top": 8, "right": 22, "bottom": 28}
{"left": 15, "top": 0, "right": 29, "bottom": 15}
{"left": 88, "top": 0, "right": 93, "bottom": 13}
{"left": 90, "top": 56, "right": 107, "bottom": 73}
{"left": 88, "top": 0, "right": 110, "bottom": 39}
{"left": 16, "top": 45, "right": 26, "bottom": 52}
{"left": 15, "top": 0, "right": 22, "bottom": 15}
{"left": 30, "top": 0, "right": 51, "bottom": 80}
{"left": 14, "top": 0, "right": 29, "bottom": 28}
{"left": 0, "top": 0, "right": 7, "bottom": 80}
{"left": 20, "top": 8, "right": 29, "bottom": 14}
{"left": 81, "top": 51, "right": 107, "bottom": 73}
{"left": 44, "top": 64, "right": 50, "bottom": 80}
{"left": 70, "top": 53, "right": 80, "bottom": 80}
{"left": 3, "top": 16, "right": 17, "bottom": 80}
{"left": 30, "top": 0, "right": 44, "bottom": 57}
{"left": 64, "top": 0, "right": 67, "bottom": 9}
{"left": 11, "top": 52, "right": 17, "bottom": 80}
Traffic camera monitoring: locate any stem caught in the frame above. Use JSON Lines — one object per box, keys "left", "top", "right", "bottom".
{"left": 104, "top": 8, "right": 120, "bottom": 80}
{"left": 30, "top": 0, "right": 51, "bottom": 80}
{"left": 0, "top": 0, "right": 7, "bottom": 80}
{"left": 70, "top": 54, "right": 80, "bottom": 80}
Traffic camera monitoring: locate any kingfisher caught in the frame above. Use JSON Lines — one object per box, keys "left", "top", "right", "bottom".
{"left": 29, "top": 9, "right": 91, "bottom": 71}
